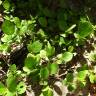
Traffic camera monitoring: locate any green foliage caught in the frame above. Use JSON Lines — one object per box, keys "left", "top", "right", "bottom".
{"left": 24, "top": 53, "right": 38, "bottom": 72}
{"left": 78, "top": 20, "right": 94, "bottom": 38}
{"left": 3, "top": 0, "right": 10, "bottom": 10}
{"left": 48, "top": 63, "right": 58, "bottom": 75}
{"left": 40, "top": 67, "right": 49, "bottom": 79}
{"left": 0, "top": 82, "right": 7, "bottom": 95}
{"left": 1, "top": 0, "right": 96, "bottom": 95}
{"left": 16, "top": 82, "right": 26, "bottom": 94}
{"left": 45, "top": 42, "right": 55, "bottom": 57}
{"left": 2, "top": 20, "right": 15, "bottom": 35}
{"left": 77, "top": 70, "right": 88, "bottom": 81}
{"left": 6, "top": 75, "right": 17, "bottom": 92}
{"left": 41, "top": 86, "right": 53, "bottom": 96}
{"left": 62, "top": 52, "right": 73, "bottom": 62}
{"left": 27, "top": 41, "right": 43, "bottom": 53}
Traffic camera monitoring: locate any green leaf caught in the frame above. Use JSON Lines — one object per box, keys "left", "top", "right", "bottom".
{"left": 2, "top": 20, "right": 15, "bottom": 35}
{"left": 5, "top": 90, "right": 15, "bottom": 96}
{"left": 45, "top": 42, "right": 55, "bottom": 57}
{"left": 16, "top": 82, "right": 26, "bottom": 94}
{"left": 6, "top": 75, "right": 17, "bottom": 92}
{"left": 0, "top": 44, "right": 9, "bottom": 52}
{"left": 37, "top": 29, "right": 46, "bottom": 38}
{"left": 13, "top": 17, "right": 21, "bottom": 28}
{"left": 24, "top": 54, "right": 38, "bottom": 71}
{"left": 0, "top": 82, "right": 7, "bottom": 95}
{"left": 48, "top": 63, "right": 58, "bottom": 75}
{"left": 40, "top": 50, "right": 47, "bottom": 59}
{"left": 40, "top": 67, "right": 49, "bottom": 79}
{"left": 59, "top": 37, "right": 65, "bottom": 45}
{"left": 38, "top": 17, "right": 47, "bottom": 27}
{"left": 78, "top": 20, "right": 93, "bottom": 38}
{"left": 77, "top": 64, "right": 88, "bottom": 72}
{"left": 62, "top": 52, "right": 73, "bottom": 62}
{"left": 65, "top": 24, "right": 76, "bottom": 32}
{"left": 89, "top": 74, "right": 95, "bottom": 83}
{"left": 9, "top": 64, "right": 17, "bottom": 74}
{"left": 20, "top": 25, "right": 27, "bottom": 34}
{"left": 3, "top": 0, "right": 10, "bottom": 10}
{"left": 68, "top": 46, "right": 74, "bottom": 52}
{"left": 77, "top": 70, "right": 88, "bottom": 81}
{"left": 27, "top": 41, "right": 42, "bottom": 53}
{"left": 1, "top": 34, "right": 12, "bottom": 43}
{"left": 42, "top": 86, "right": 53, "bottom": 96}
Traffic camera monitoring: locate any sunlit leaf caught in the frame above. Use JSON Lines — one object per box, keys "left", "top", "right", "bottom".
{"left": 68, "top": 46, "right": 74, "bottom": 52}
{"left": 89, "top": 74, "right": 95, "bottom": 83}
{"left": 1, "top": 34, "right": 12, "bottom": 43}
{"left": 6, "top": 90, "right": 15, "bottom": 96}
{"left": 45, "top": 42, "right": 55, "bottom": 57}
{"left": 16, "top": 82, "right": 26, "bottom": 94}
{"left": 40, "top": 50, "right": 47, "bottom": 59}
{"left": 42, "top": 86, "right": 53, "bottom": 96}
{"left": 3, "top": 0, "right": 10, "bottom": 10}
{"left": 48, "top": 63, "right": 58, "bottom": 75}
{"left": 0, "top": 0, "right": 2, "bottom": 5}
{"left": 24, "top": 54, "right": 38, "bottom": 71}
{"left": 0, "top": 82, "right": 7, "bottom": 95}
{"left": 77, "top": 70, "right": 88, "bottom": 81}
{"left": 62, "top": 52, "right": 73, "bottom": 62}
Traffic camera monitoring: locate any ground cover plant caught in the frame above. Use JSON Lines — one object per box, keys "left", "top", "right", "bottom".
{"left": 1, "top": 0, "right": 96, "bottom": 96}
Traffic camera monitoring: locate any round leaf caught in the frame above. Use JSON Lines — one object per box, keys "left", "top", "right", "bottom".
{"left": 16, "top": 82, "right": 26, "bottom": 94}
{"left": 77, "top": 70, "right": 88, "bottom": 81}
{"left": 24, "top": 54, "right": 38, "bottom": 71}
{"left": 27, "top": 41, "right": 42, "bottom": 53}
{"left": 62, "top": 52, "right": 73, "bottom": 62}
{"left": 2, "top": 20, "right": 15, "bottom": 35}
